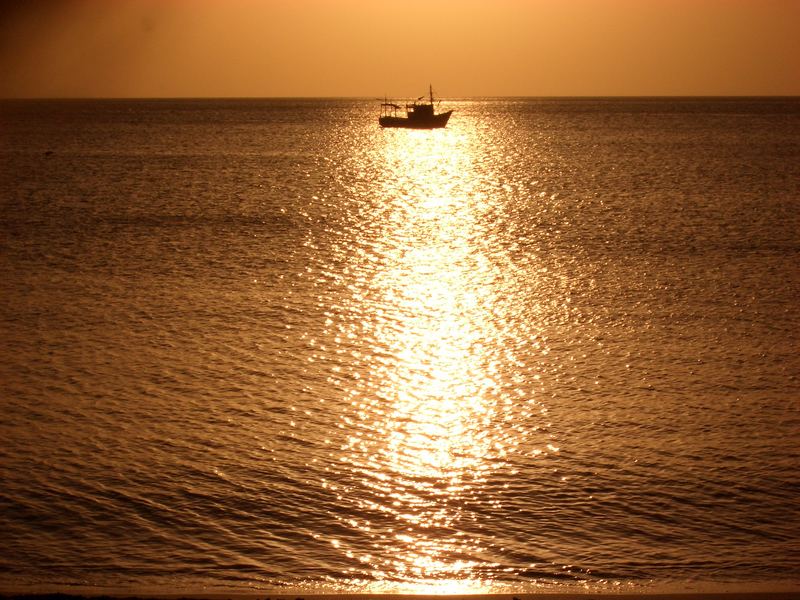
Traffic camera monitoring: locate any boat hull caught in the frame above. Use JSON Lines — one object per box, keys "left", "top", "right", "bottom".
{"left": 379, "top": 110, "right": 453, "bottom": 129}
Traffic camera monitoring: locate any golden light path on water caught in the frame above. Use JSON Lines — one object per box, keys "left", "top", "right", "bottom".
{"left": 316, "top": 122, "right": 550, "bottom": 594}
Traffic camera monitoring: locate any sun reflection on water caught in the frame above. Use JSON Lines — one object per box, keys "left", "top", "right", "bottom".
{"left": 325, "top": 125, "right": 542, "bottom": 592}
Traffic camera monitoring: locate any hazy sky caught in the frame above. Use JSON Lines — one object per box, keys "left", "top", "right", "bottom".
{"left": 0, "top": 0, "right": 798, "bottom": 98}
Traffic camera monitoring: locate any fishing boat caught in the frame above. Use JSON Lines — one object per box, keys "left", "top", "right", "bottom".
{"left": 379, "top": 85, "right": 453, "bottom": 129}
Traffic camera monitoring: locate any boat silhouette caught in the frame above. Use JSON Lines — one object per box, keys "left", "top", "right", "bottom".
{"left": 379, "top": 84, "right": 453, "bottom": 129}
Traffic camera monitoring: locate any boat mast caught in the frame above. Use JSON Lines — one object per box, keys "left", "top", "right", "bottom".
{"left": 429, "top": 83, "right": 434, "bottom": 104}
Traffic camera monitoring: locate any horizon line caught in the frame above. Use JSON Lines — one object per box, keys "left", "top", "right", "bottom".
{"left": 2, "top": 94, "right": 799, "bottom": 102}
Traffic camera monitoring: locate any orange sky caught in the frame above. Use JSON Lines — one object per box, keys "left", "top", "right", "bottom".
{"left": 0, "top": 0, "right": 798, "bottom": 98}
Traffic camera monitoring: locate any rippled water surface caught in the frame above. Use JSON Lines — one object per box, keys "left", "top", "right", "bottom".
{"left": 1, "top": 98, "right": 799, "bottom": 594}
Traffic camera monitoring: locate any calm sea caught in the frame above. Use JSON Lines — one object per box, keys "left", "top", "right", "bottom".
{"left": 1, "top": 98, "right": 799, "bottom": 595}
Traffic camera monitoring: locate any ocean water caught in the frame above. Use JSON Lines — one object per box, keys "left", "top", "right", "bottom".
{"left": 0, "top": 97, "right": 799, "bottom": 595}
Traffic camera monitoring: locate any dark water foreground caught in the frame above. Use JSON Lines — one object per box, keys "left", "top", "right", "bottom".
{"left": 1, "top": 98, "right": 799, "bottom": 594}
{"left": 2, "top": 592, "right": 800, "bottom": 600}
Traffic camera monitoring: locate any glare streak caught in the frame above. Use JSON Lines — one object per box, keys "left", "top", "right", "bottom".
{"left": 327, "top": 127, "right": 539, "bottom": 590}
